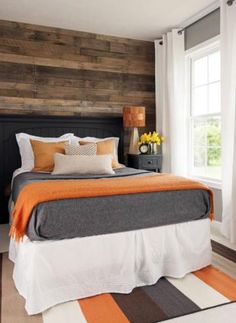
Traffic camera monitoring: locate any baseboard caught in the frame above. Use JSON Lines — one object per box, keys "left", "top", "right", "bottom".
{"left": 211, "top": 240, "right": 236, "bottom": 263}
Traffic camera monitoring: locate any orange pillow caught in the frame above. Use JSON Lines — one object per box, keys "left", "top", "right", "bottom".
{"left": 30, "top": 139, "right": 67, "bottom": 172}
{"left": 79, "top": 139, "right": 121, "bottom": 169}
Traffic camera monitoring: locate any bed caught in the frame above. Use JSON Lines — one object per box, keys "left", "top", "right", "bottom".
{"left": 0, "top": 115, "right": 213, "bottom": 315}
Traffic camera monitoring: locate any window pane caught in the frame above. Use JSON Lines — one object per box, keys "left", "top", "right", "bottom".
{"left": 209, "top": 51, "right": 220, "bottom": 82}
{"left": 209, "top": 82, "right": 221, "bottom": 113}
{"left": 193, "top": 56, "right": 208, "bottom": 86}
{"left": 207, "top": 117, "right": 221, "bottom": 148}
{"left": 208, "top": 147, "right": 221, "bottom": 166}
{"left": 189, "top": 48, "right": 221, "bottom": 181}
{"left": 193, "top": 119, "right": 207, "bottom": 146}
{"left": 193, "top": 147, "right": 206, "bottom": 169}
{"left": 207, "top": 117, "right": 221, "bottom": 179}
{"left": 192, "top": 86, "right": 208, "bottom": 116}
{"left": 191, "top": 117, "right": 221, "bottom": 180}
{"left": 192, "top": 119, "right": 207, "bottom": 176}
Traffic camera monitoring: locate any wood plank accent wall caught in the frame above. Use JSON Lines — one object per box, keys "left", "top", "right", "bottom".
{"left": 0, "top": 20, "right": 155, "bottom": 153}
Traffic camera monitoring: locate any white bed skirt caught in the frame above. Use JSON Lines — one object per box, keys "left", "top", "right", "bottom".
{"left": 9, "top": 218, "right": 212, "bottom": 315}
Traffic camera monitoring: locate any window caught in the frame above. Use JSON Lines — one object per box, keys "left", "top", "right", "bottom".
{"left": 186, "top": 40, "right": 221, "bottom": 183}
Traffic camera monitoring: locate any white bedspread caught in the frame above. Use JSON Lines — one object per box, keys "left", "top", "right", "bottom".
{"left": 9, "top": 218, "right": 211, "bottom": 315}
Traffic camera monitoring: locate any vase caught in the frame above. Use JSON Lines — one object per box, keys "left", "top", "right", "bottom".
{"left": 148, "top": 142, "right": 159, "bottom": 155}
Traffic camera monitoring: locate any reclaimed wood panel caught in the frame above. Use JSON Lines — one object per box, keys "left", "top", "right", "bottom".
{"left": 0, "top": 20, "right": 156, "bottom": 153}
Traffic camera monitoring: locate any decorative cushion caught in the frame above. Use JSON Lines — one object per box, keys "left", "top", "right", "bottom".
{"left": 65, "top": 143, "right": 97, "bottom": 156}
{"left": 30, "top": 140, "right": 67, "bottom": 172}
{"left": 71, "top": 136, "right": 120, "bottom": 163}
{"left": 52, "top": 153, "right": 115, "bottom": 175}
{"left": 16, "top": 133, "right": 73, "bottom": 170}
{"left": 80, "top": 139, "right": 121, "bottom": 168}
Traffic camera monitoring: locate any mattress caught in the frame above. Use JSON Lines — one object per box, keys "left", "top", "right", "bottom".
{"left": 10, "top": 167, "right": 212, "bottom": 241}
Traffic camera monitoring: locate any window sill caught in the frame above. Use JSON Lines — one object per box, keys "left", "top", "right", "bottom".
{"left": 188, "top": 176, "right": 222, "bottom": 190}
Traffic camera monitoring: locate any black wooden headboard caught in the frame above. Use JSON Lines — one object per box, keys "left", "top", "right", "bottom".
{"left": 0, "top": 115, "right": 124, "bottom": 223}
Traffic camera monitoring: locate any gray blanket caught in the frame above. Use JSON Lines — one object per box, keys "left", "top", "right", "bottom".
{"left": 11, "top": 168, "right": 211, "bottom": 241}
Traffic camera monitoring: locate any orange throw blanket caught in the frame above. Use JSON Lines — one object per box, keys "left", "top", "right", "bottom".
{"left": 10, "top": 173, "right": 214, "bottom": 241}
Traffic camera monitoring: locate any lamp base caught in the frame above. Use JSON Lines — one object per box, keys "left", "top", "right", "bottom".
{"left": 129, "top": 127, "right": 139, "bottom": 154}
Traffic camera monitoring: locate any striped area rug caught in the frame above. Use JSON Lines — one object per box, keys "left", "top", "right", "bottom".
{"left": 1, "top": 253, "right": 236, "bottom": 323}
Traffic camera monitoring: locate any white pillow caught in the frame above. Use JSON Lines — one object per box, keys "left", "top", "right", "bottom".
{"left": 71, "top": 136, "right": 120, "bottom": 162}
{"left": 16, "top": 133, "right": 74, "bottom": 170}
{"left": 52, "top": 153, "right": 115, "bottom": 175}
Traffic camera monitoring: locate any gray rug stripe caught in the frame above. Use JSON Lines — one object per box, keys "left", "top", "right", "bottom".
{"left": 143, "top": 277, "right": 200, "bottom": 318}
{"left": 112, "top": 287, "right": 168, "bottom": 322}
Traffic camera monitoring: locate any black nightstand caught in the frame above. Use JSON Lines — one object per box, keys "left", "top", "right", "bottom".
{"left": 127, "top": 154, "right": 162, "bottom": 172}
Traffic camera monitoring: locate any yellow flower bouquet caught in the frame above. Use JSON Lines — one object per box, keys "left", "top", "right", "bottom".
{"left": 139, "top": 131, "right": 164, "bottom": 145}
{"left": 139, "top": 131, "right": 164, "bottom": 154}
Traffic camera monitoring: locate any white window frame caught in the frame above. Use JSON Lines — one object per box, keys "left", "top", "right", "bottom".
{"left": 185, "top": 36, "right": 221, "bottom": 189}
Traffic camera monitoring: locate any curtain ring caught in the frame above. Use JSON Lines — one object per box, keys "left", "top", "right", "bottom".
{"left": 227, "top": 0, "right": 235, "bottom": 6}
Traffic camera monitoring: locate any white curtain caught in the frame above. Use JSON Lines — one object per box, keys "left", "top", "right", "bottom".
{"left": 221, "top": 0, "right": 236, "bottom": 243}
{"left": 155, "top": 29, "right": 187, "bottom": 175}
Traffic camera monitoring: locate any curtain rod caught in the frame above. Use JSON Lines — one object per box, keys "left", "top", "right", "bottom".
{"left": 178, "top": 0, "right": 234, "bottom": 36}
{"left": 177, "top": 7, "right": 219, "bottom": 35}
{"left": 158, "top": 0, "right": 234, "bottom": 45}
{"left": 158, "top": 7, "right": 219, "bottom": 45}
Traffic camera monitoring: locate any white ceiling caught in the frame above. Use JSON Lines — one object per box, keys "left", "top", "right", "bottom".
{"left": 0, "top": 0, "right": 218, "bottom": 40}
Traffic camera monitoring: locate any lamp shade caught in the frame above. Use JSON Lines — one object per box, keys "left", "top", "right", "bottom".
{"left": 123, "top": 106, "right": 146, "bottom": 128}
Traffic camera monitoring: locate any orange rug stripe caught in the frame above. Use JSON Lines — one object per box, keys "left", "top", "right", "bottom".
{"left": 78, "top": 294, "right": 130, "bottom": 323}
{"left": 194, "top": 265, "right": 236, "bottom": 301}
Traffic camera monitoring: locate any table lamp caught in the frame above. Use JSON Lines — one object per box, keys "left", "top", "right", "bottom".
{"left": 123, "top": 106, "right": 146, "bottom": 154}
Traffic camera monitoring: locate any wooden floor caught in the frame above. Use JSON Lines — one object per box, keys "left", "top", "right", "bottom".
{"left": 212, "top": 252, "right": 236, "bottom": 279}
{"left": 1, "top": 224, "right": 236, "bottom": 279}
{"left": 0, "top": 224, "right": 9, "bottom": 253}
{"left": 211, "top": 221, "right": 236, "bottom": 251}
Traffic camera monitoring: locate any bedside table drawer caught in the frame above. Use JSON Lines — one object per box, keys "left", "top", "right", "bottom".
{"left": 127, "top": 154, "right": 162, "bottom": 172}
{"left": 139, "top": 156, "right": 159, "bottom": 169}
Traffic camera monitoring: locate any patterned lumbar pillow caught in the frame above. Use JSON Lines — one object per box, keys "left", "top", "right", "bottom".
{"left": 65, "top": 142, "right": 97, "bottom": 156}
